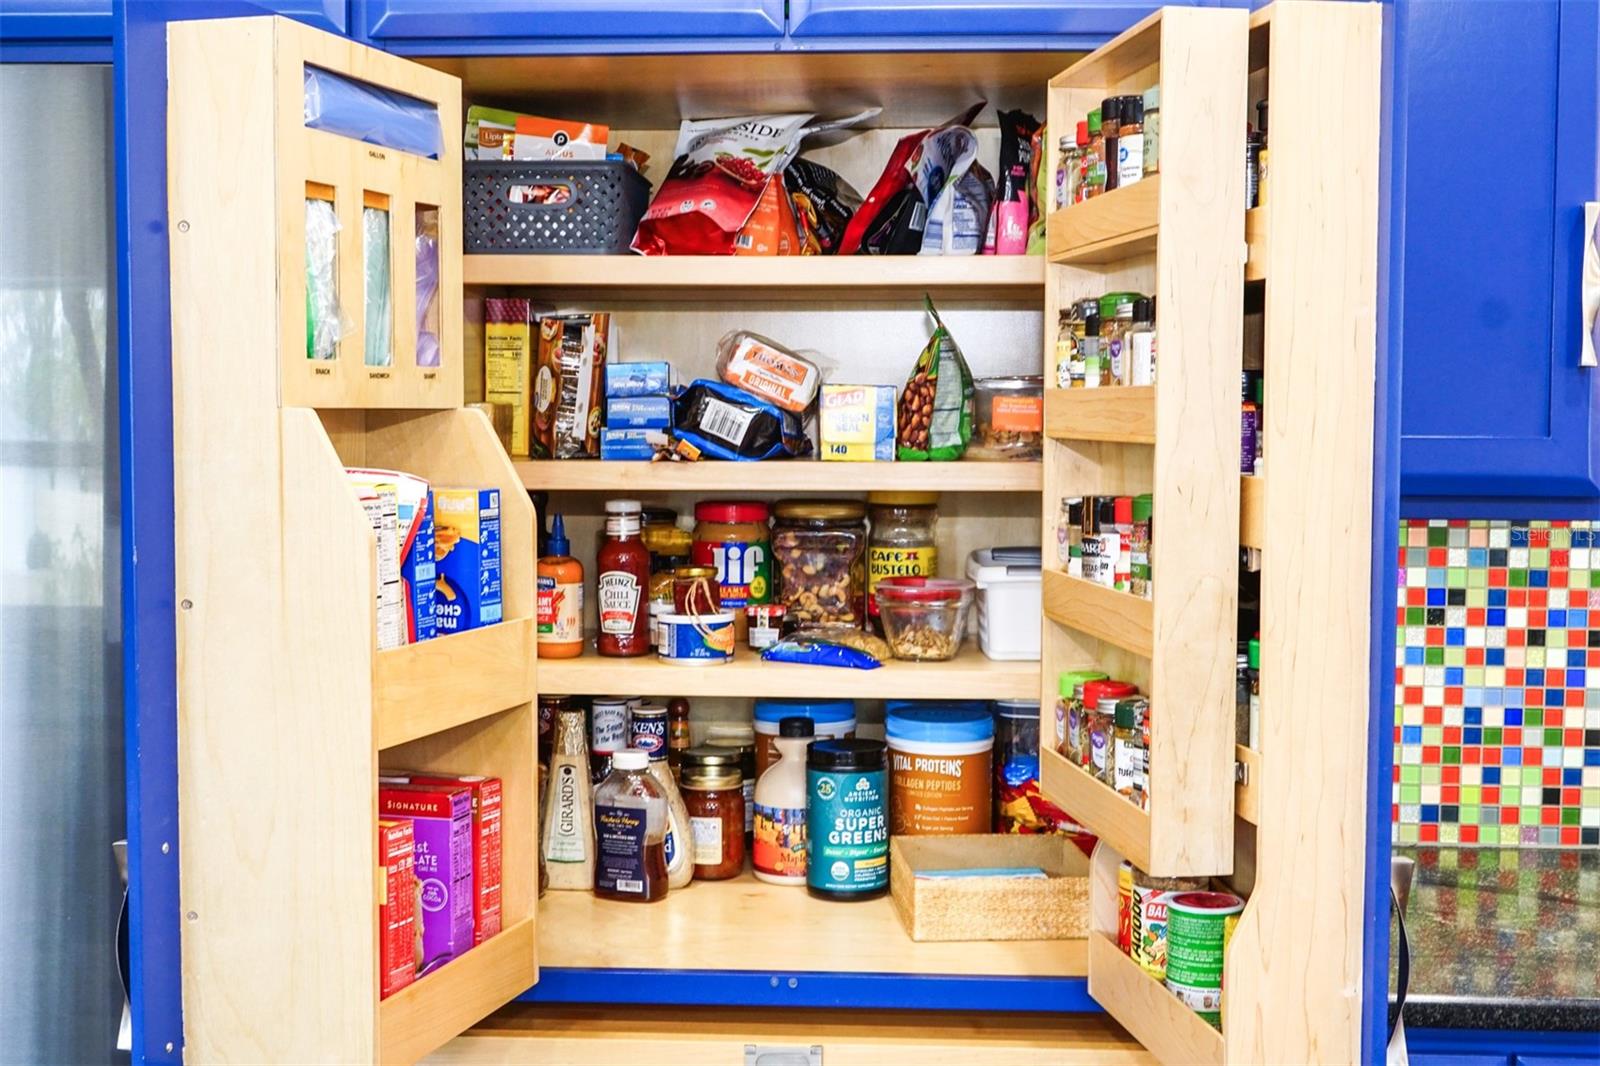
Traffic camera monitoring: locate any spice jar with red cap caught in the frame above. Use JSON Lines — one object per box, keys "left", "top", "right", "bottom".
{"left": 692, "top": 501, "right": 771, "bottom": 643}
{"left": 1083, "top": 679, "right": 1139, "bottom": 782}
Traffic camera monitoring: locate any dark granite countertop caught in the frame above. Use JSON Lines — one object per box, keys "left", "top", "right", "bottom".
{"left": 1397, "top": 846, "right": 1600, "bottom": 1033}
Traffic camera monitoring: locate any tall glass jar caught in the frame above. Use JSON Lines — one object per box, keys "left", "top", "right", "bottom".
{"left": 771, "top": 500, "right": 868, "bottom": 632}
{"left": 866, "top": 492, "right": 939, "bottom": 634}
{"left": 679, "top": 747, "right": 747, "bottom": 880}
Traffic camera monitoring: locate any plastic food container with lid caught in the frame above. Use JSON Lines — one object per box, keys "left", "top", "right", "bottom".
{"left": 969, "top": 375, "right": 1044, "bottom": 460}
{"left": 874, "top": 577, "right": 975, "bottom": 662}
{"left": 967, "top": 546, "right": 1042, "bottom": 661}
{"left": 886, "top": 702, "right": 995, "bottom": 835}
{"left": 771, "top": 499, "right": 868, "bottom": 631}
{"left": 752, "top": 697, "right": 858, "bottom": 776}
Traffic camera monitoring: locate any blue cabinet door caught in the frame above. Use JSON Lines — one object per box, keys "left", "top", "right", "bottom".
{"left": 1396, "top": 0, "right": 1600, "bottom": 498}
{"left": 358, "top": 0, "right": 783, "bottom": 50}
{"left": 787, "top": 0, "right": 1173, "bottom": 48}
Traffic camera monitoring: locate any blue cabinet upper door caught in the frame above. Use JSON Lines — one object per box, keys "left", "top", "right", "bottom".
{"left": 1396, "top": 0, "right": 1600, "bottom": 498}
{"left": 358, "top": 0, "right": 784, "bottom": 49}
{"left": 787, "top": 0, "right": 1173, "bottom": 48}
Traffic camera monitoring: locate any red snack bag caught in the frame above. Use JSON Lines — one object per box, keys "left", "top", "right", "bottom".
{"left": 734, "top": 178, "right": 801, "bottom": 256}
{"left": 837, "top": 102, "right": 985, "bottom": 256}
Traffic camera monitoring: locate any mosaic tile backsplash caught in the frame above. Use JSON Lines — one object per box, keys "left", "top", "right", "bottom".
{"left": 1395, "top": 520, "right": 1600, "bottom": 848}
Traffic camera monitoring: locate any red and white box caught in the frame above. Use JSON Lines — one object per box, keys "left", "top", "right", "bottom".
{"left": 409, "top": 773, "right": 502, "bottom": 943}
{"left": 377, "top": 819, "right": 419, "bottom": 999}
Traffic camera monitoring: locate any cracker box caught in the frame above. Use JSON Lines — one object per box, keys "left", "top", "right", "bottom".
{"left": 604, "top": 360, "right": 672, "bottom": 399}
{"left": 379, "top": 784, "right": 475, "bottom": 970}
{"left": 348, "top": 469, "right": 436, "bottom": 643}
{"left": 410, "top": 774, "right": 502, "bottom": 944}
{"left": 605, "top": 394, "right": 673, "bottom": 430}
{"left": 600, "top": 428, "right": 667, "bottom": 461}
{"left": 352, "top": 481, "right": 405, "bottom": 650}
{"left": 377, "top": 819, "right": 420, "bottom": 998}
{"left": 820, "top": 384, "right": 896, "bottom": 461}
{"left": 433, "top": 488, "right": 503, "bottom": 634}
{"left": 485, "top": 298, "right": 533, "bottom": 457}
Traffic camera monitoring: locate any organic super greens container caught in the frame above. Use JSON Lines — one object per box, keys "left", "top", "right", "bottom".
{"left": 806, "top": 738, "right": 889, "bottom": 901}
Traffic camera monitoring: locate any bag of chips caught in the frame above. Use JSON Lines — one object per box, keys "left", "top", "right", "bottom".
{"left": 785, "top": 157, "right": 861, "bottom": 256}
{"left": 838, "top": 102, "right": 984, "bottom": 256}
{"left": 897, "top": 296, "right": 974, "bottom": 461}
{"left": 673, "top": 379, "right": 812, "bottom": 461}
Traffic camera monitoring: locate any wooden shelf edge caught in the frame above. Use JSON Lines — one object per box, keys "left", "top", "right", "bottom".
{"left": 375, "top": 617, "right": 537, "bottom": 750}
{"left": 1235, "top": 743, "right": 1261, "bottom": 826}
{"left": 1040, "top": 748, "right": 1153, "bottom": 873}
{"left": 379, "top": 916, "right": 537, "bottom": 1065}
{"left": 1240, "top": 474, "right": 1265, "bottom": 550}
{"left": 1049, "top": 8, "right": 1163, "bottom": 89}
{"left": 463, "top": 254, "right": 1046, "bottom": 292}
{"left": 516, "top": 459, "right": 1043, "bottom": 494}
{"left": 536, "top": 644, "right": 1038, "bottom": 700}
{"left": 1046, "top": 178, "right": 1161, "bottom": 266}
{"left": 1045, "top": 386, "right": 1157, "bottom": 445}
{"left": 1042, "top": 570, "right": 1154, "bottom": 658}
{"left": 1087, "top": 932, "right": 1225, "bottom": 1066}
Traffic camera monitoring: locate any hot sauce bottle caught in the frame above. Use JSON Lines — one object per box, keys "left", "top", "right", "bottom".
{"left": 596, "top": 499, "right": 651, "bottom": 657}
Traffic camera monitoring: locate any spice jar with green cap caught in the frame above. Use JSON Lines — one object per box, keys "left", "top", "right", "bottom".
{"left": 1130, "top": 493, "right": 1154, "bottom": 597}
{"left": 1056, "top": 668, "right": 1109, "bottom": 763}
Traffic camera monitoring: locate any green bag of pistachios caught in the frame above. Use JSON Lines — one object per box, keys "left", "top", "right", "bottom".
{"left": 896, "top": 295, "right": 974, "bottom": 461}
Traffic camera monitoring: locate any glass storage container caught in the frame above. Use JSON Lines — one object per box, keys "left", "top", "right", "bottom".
{"left": 771, "top": 499, "right": 868, "bottom": 631}
{"left": 875, "top": 576, "right": 975, "bottom": 662}
{"left": 969, "top": 375, "right": 1044, "bottom": 460}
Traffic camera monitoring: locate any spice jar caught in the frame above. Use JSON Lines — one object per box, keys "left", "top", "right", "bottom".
{"left": 1083, "top": 680, "right": 1137, "bottom": 782}
{"left": 1116, "top": 93, "right": 1145, "bottom": 188}
{"left": 772, "top": 499, "right": 868, "bottom": 631}
{"left": 1099, "top": 292, "right": 1142, "bottom": 387}
{"left": 1056, "top": 668, "right": 1108, "bottom": 762}
{"left": 672, "top": 565, "right": 721, "bottom": 617}
{"left": 679, "top": 746, "right": 747, "bottom": 880}
{"left": 1142, "top": 86, "right": 1160, "bottom": 175}
{"left": 970, "top": 376, "right": 1044, "bottom": 460}
{"left": 866, "top": 492, "right": 938, "bottom": 633}
{"left": 692, "top": 501, "right": 771, "bottom": 643}
{"left": 1112, "top": 696, "right": 1149, "bottom": 808}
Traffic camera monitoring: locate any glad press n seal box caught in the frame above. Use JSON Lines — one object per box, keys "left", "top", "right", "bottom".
{"left": 379, "top": 783, "right": 475, "bottom": 972}
{"left": 820, "top": 384, "right": 896, "bottom": 461}
{"left": 347, "top": 469, "right": 436, "bottom": 643}
{"left": 433, "top": 488, "right": 502, "bottom": 634}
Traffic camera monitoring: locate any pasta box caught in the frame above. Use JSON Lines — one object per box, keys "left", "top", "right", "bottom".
{"left": 890, "top": 834, "right": 1089, "bottom": 942}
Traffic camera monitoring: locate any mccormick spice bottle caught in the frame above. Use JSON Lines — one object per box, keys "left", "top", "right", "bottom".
{"left": 597, "top": 499, "right": 651, "bottom": 656}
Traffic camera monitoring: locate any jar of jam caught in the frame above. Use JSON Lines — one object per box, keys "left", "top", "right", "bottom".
{"left": 692, "top": 501, "right": 771, "bottom": 643}
{"left": 672, "top": 565, "right": 721, "bottom": 617}
{"left": 772, "top": 499, "right": 868, "bottom": 631}
{"left": 679, "top": 746, "right": 747, "bottom": 880}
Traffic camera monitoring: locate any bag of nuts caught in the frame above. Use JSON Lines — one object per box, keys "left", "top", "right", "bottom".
{"left": 897, "top": 296, "right": 975, "bottom": 461}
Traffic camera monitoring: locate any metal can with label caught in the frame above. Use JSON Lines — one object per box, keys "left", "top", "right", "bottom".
{"left": 589, "top": 696, "right": 632, "bottom": 783}
{"left": 630, "top": 702, "right": 669, "bottom": 762}
{"left": 1164, "top": 890, "right": 1245, "bottom": 1028}
{"left": 1130, "top": 868, "right": 1207, "bottom": 979}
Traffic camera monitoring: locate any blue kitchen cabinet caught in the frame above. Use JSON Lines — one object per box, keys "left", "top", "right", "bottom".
{"left": 1395, "top": 0, "right": 1600, "bottom": 498}
{"left": 356, "top": 0, "right": 784, "bottom": 52}
{"left": 787, "top": 0, "right": 1177, "bottom": 49}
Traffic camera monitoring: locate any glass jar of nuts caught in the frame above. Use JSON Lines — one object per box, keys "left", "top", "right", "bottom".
{"left": 968, "top": 375, "right": 1044, "bottom": 460}
{"left": 771, "top": 500, "right": 868, "bottom": 632}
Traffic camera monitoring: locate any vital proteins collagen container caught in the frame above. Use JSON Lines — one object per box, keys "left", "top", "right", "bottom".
{"left": 885, "top": 702, "right": 995, "bottom": 835}
{"left": 807, "top": 739, "right": 889, "bottom": 901}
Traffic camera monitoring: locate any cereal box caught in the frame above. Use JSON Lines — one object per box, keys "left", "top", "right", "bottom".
{"left": 351, "top": 481, "right": 404, "bottom": 650}
{"left": 378, "top": 784, "right": 475, "bottom": 971}
{"left": 820, "top": 384, "right": 896, "bottom": 461}
{"left": 600, "top": 428, "right": 667, "bottom": 461}
{"left": 433, "top": 488, "right": 503, "bottom": 634}
{"left": 410, "top": 774, "right": 502, "bottom": 944}
{"left": 485, "top": 298, "right": 533, "bottom": 457}
{"left": 377, "top": 819, "right": 419, "bottom": 998}
{"left": 348, "top": 469, "right": 436, "bottom": 643}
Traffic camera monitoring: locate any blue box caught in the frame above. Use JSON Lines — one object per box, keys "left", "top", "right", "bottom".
{"left": 604, "top": 361, "right": 672, "bottom": 399}
{"left": 606, "top": 394, "right": 673, "bottom": 429}
{"left": 432, "top": 487, "right": 502, "bottom": 633}
{"left": 601, "top": 428, "right": 666, "bottom": 460}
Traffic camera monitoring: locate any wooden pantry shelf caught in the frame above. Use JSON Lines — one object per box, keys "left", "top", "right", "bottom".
{"left": 374, "top": 618, "right": 537, "bottom": 750}
{"left": 1244, "top": 207, "right": 1266, "bottom": 282}
{"left": 536, "top": 643, "right": 1038, "bottom": 701}
{"left": 1046, "top": 178, "right": 1161, "bottom": 266}
{"left": 1240, "top": 474, "right": 1264, "bottom": 549}
{"left": 378, "top": 917, "right": 538, "bottom": 1065}
{"left": 538, "top": 870, "right": 1086, "bottom": 979}
{"left": 516, "top": 459, "right": 1042, "bottom": 494}
{"left": 1045, "top": 386, "right": 1156, "bottom": 445}
{"left": 1042, "top": 570, "right": 1153, "bottom": 659}
{"left": 463, "top": 253, "right": 1045, "bottom": 299}
{"left": 1040, "top": 748, "right": 1155, "bottom": 874}
{"left": 1235, "top": 743, "right": 1261, "bottom": 826}
{"left": 1087, "top": 932, "right": 1224, "bottom": 1066}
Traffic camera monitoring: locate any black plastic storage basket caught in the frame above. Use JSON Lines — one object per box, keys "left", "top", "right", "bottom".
{"left": 464, "top": 159, "right": 651, "bottom": 254}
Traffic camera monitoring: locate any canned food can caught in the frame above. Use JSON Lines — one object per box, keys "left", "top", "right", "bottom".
{"left": 1116, "top": 861, "right": 1135, "bottom": 954}
{"left": 630, "top": 702, "right": 669, "bottom": 762}
{"left": 590, "top": 696, "right": 631, "bottom": 754}
{"left": 1164, "top": 890, "right": 1245, "bottom": 1028}
{"left": 658, "top": 610, "right": 736, "bottom": 665}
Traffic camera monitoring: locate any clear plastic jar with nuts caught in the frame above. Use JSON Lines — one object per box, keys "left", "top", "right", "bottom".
{"left": 772, "top": 500, "right": 868, "bottom": 632}
{"left": 969, "top": 376, "right": 1044, "bottom": 460}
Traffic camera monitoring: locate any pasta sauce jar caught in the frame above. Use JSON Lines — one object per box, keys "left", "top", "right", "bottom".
{"left": 679, "top": 747, "right": 746, "bottom": 880}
